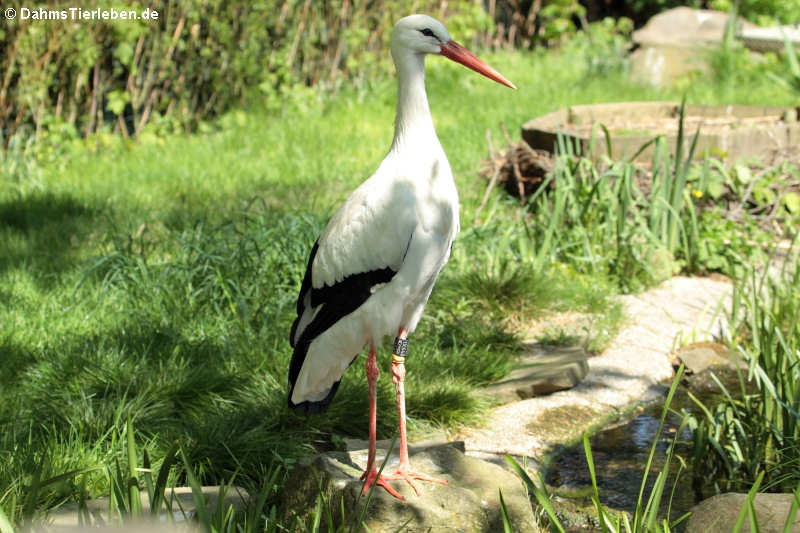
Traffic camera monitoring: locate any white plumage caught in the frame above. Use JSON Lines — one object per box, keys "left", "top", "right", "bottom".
{"left": 288, "top": 14, "right": 515, "bottom": 498}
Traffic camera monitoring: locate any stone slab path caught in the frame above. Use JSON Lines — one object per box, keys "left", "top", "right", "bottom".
{"left": 458, "top": 276, "right": 733, "bottom": 461}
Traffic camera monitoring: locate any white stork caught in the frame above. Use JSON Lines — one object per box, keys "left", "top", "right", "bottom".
{"left": 288, "top": 14, "right": 515, "bottom": 499}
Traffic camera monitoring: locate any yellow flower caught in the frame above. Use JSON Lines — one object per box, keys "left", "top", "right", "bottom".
{"left": 691, "top": 189, "right": 703, "bottom": 198}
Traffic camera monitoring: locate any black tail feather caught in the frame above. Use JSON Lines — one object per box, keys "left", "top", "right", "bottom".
{"left": 288, "top": 380, "right": 341, "bottom": 414}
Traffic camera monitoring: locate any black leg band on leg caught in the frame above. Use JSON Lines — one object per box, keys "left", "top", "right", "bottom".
{"left": 392, "top": 337, "right": 409, "bottom": 363}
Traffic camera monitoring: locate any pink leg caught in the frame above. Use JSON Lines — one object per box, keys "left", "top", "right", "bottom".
{"left": 385, "top": 328, "right": 448, "bottom": 495}
{"left": 359, "top": 346, "right": 403, "bottom": 499}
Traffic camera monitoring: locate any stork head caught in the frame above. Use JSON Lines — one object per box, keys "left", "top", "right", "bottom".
{"left": 391, "top": 14, "right": 516, "bottom": 90}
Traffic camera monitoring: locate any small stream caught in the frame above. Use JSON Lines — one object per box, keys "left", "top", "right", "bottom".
{"left": 545, "top": 375, "right": 735, "bottom": 525}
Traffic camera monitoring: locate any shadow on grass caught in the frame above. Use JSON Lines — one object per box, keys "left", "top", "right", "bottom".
{"left": 0, "top": 192, "right": 101, "bottom": 282}
{"left": 0, "top": 318, "right": 310, "bottom": 479}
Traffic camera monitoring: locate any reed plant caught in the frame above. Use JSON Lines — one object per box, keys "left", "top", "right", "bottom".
{"left": 687, "top": 237, "right": 800, "bottom": 493}
{"left": 513, "top": 101, "right": 703, "bottom": 293}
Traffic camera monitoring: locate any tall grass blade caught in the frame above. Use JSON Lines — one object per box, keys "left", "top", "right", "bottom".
{"left": 635, "top": 365, "right": 685, "bottom": 521}
{"left": 583, "top": 434, "right": 612, "bottom": 533}
{"left": 180, "top": 446, "right": 212, "bottom": 533}
{"left": 732, "top": 471, "right": 764, "bottom": 533}
{"left": 21, "top": 453, "right": 43, "bottom": 525}
{"left": 126, "top": 416, "right": 142, "bottom": 516}
{"left": 245, "top": 482, "right": 273, "bottom": 533}
{"left": 782, "top": 485, "right": 800, "bottom": 533}
{"left": 111, "top": 458, "right": 128, "bottom": 516}
{"left": 504, "top": 455, "right": 566, "bottom": 533}
{"left": 600, "top": 124, "right": 613, "bottom": 160}
{"left": 151, "top": 441, "right": 180, "bottom": 517}
{"left": 141, "top": 450, "right": 154, "bottom": 510}
{"left": 349, "top": 438, "right": 398, "bottom": 533}
{"left": 499, "top": 490, "right": 513, "bottom": 533}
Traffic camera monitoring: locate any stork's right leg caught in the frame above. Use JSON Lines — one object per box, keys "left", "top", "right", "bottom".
{"left": 359, "top": 346, "right": 403, "bottom": 500}
{"left": 385, "top": 330, "right": 448, "bottom": 495}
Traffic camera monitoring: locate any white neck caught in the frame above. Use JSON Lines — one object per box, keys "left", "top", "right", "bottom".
{"left": 389, "top": 50, "right": 439, "bottom": 153}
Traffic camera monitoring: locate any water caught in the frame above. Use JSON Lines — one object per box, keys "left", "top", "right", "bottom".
{"left": 547, "top": 401, "right": 696, "bottom": 521}
{"left": 545, "top": 378, "right": 733, "bottom": 524}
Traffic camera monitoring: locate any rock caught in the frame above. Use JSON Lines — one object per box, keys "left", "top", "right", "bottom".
{"left": 632, "top": 7, "right": 754, "bottom": 47}
{"left": 484, "top": 344, "right": 589, "bottom": 404}
{"left": 345, "top": 431, "right": 451, "bottom": 454}
{"left": 279, "top": 442, "right": 540, "bottom": 533}
{"left": 685, "top": 493, "right": 800, "bottom": 533}
{"left": 673, "top": 341, "right": 742, "bottom": 375}
{"left": 45, "top": 486, "right": 249, "bottom": 530}
{"left": 739, "top": 25, "right": 800, "bottom": 53}
{"left": 43, "top": 524, "right": 193, "bottom": 533}
{"left": 629, "top": 7, "right": 759, "bottom": 86}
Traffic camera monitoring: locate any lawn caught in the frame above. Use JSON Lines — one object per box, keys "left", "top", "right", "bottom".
{"left": 1, "top": 42, "right": 798, "bottom": 525}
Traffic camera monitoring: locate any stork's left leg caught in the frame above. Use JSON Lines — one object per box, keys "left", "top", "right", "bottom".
{"left": 385, "top": 328, "right": 449, "bottom": 495}
{"left": 359, "top": 345, "right": 403, "bottom": 500}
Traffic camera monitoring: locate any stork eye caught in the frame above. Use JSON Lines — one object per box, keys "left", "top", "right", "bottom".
{"left": 419, "top": 28, "right": 436, "bottom": 38}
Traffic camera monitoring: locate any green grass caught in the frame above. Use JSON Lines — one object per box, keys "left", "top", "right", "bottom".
{"left": 1, "top": 41, "right": 798, "bottom": 527}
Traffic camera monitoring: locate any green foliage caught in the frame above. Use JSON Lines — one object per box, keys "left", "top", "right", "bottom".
{"left": 538, "top": 0, "right": 586, "bottom": 44}
{"left": 0, "top": 0, "right": 489, "bottom": 147}
{"left": 512, "top": 102, "right": 799, "bottom": 292}
{"left": 511, "top": 130, "right": 696, "bottom": 293}
{"left": 0, "top": 416, "right": 295, "bottom": 532}
{"left": 710, "top": 0, "right": 800, "bottom": 25}
{"left": 562, "top": 17, "right": 633, "bottom": 78}
{"left": 683, "top": 156, "right": 800, "bottom": 275}
{"left": 2, "top": 38, "right": 799, "bottom": 527}
{"left": 767, "top": 33, "right": 800, "bottom": 95}
{"left": 690, "top": 208, "right": 766, "bottom": 277}
{"left": 487, "top": 0, "right": 587, "bottom": 48}
{"left": 688, "top": 248, "right": 800, "bottom": 493}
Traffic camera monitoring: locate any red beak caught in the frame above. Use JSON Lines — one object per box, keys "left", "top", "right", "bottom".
{"left": 439, "top": 40, "right": 517, "bottom": 90}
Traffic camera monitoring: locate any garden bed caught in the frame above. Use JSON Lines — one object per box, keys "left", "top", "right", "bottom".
{"left": 521, "top": 101, "right": 800, "bottom": 164}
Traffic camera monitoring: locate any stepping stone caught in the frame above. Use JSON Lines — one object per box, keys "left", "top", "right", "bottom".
{"left": 673, "top": 341, "right": 742, "bottom": 375}
{"left": 278, "top": 442, "right": 541, "bottom": 533}
{"left": 686, "top": 493, "right": 800, "bottom": 533}
{"left": 45, "top": 486, "right": 249, "bottom": 530}
{"left": 484, "top": 344, "right": 589, "bottom": 403}
{"left": 344, "top": 431, "right": 454, "bottom": 455}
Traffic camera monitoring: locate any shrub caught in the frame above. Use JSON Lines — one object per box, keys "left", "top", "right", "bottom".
{"left": 0, "top": 0, "right": 489, "bottom": 144}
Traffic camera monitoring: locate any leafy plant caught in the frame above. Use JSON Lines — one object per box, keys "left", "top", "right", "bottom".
{"left": 687, "top": 242, "right": 800, "bottom": 493}
{"left": 767, "top": 30, "right": 800, "bottom": 94}
{"left": 0, "top": 0, "right": 491, "bottom": 147}
{"left": 710, "top": 0, "right": 800, "bottom": 25}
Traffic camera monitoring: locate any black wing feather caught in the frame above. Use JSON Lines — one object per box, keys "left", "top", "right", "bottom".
{"left": 287, "top": 242, "right": 398, "bottom": 413}
{"left": 289, "top": 241, "right": 318, "bottom": 348}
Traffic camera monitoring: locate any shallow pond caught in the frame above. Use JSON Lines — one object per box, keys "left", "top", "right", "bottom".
{"left": 545, "top": 375, "right": 737, "bottom": 525}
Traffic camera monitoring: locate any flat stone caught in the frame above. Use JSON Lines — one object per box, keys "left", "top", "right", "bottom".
{"left": 674, "top": 341, "right": 742, "bottom": 374}
{"left": 685, "top": 493, "right": 800, "bottom": 532}
{"left": 740, "top": 25, "right": 800, "bottom": 53}
{"left": 484, "top": 344, "right": 589, "bottom": 403}
{"left": 345, "top": 429, "right": 451, "bottom": 453}
{"left": 45, "top": 486, "right": 249, "bottom": 530}
{"left": 278, "top": 443, "right": 540, "bottom": 533}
